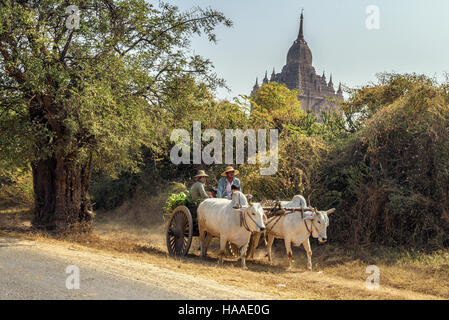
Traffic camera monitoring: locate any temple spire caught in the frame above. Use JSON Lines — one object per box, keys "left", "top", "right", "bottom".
{"left": 251, "top": 77, "right": 260, "bottom": 96}
{"left": 298, "top": 9, "right": 304, "bottom": 40}
{"left": 328, "top": 74, "right": 334, "bottom": 88}
{"left": 270, "top": 68, "right": 276, "bottom": 81}
{"left": 337, "top": 82, "right": 343, "bottom": 98}
{"left": 263, "top": 70, "right": 269, "bottom": 84}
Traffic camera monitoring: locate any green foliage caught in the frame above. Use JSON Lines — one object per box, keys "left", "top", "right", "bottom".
{"left": 241, "top": 132, "right": 327, "bottom": 201}
{"left": 244, "top": 73, "right": 449, "bottom": 250}
{"left": 0, "top": 0, "right": 232, "bottom": 228}
{"left": 250, "top": 82, "right": 308, "bottom": 131}
{"left": 341, "top": 73, "right": 435, "bottom": 132}
{"left": 164, "top": 190, "right": 200, "bottom": 216}
{"left": 316, "top": 74, "right": 449, "bottom": 249}
{"left": 242, "top": 83, "right": 347, "bottom": 202}
{"left": 0, "top": 165, "right": 33, "bottom": 207}
{"left": 0, "top": 0, "right": 232, "bottom": 179}
{"left": 2, "top": 0, "right": 447, "bottom": 251}
{"left": 90, "top": 170, "right": 140, "bottom": 210}
{"left": 250, "top": 82, "right": 348, "bottom": 140}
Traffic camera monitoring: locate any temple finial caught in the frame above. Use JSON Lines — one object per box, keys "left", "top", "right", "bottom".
{"left": 251, "top": 77, "right": 260, "bottom": 96}
{"left": 298, "top": 9, "right": 304, "bottom": 40}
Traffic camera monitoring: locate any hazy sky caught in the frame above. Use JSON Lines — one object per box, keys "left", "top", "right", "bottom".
{"left": 171, "top": 0, "right": 449, "bottom": 100}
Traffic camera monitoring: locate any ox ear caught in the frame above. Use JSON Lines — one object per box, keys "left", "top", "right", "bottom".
{"left": 327, "top": 208, "right": 336, "bottom": 215}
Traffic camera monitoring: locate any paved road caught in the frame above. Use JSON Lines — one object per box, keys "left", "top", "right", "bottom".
{"left": 0, "top": 236, "right": 189, "bottom": 300}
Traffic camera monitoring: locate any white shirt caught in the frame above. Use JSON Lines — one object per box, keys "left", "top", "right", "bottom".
{"left": 225, "top": 181, "right": 232, "bottom": 198}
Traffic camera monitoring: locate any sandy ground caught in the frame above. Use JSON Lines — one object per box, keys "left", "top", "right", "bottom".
{"left": 0, "top": 235, "right": 273, "bottom": 299}
{"left": 1, "top": 231, "right": 445, "bottom": 300}
{"left": 1, "top": 208, "right": 448, "bottom": 300}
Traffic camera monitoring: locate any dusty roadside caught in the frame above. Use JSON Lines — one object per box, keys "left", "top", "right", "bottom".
{"left": 1, "top": 206, "right": 448, "bottom": 300}
{"left": 0, "top": 234, "right": 273, "bottom": 299}
{"left": 0, "top": 230, "right": 444, "bottom": 300}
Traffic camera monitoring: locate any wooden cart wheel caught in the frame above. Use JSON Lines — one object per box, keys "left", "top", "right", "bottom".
{"left": 166, "top": 206, "right": 193, "bottom": 256}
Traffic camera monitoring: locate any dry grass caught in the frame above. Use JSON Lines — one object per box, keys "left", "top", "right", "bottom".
{"left": 1, "top": 198, "right": 449, "bottom": 300}
{"left": 0, "top": 206, "right": 32, "bottom": 232}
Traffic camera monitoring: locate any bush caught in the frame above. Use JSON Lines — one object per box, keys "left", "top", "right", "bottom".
{"left": 90, "top": 171, "right": 140, "bottom": 210}
{"left": 317, "top": 76, "right": 449, "bottom": 249}
{"left": 0, "top": 166, "right": 33, "bottom": 208}
{"left": 89, "top": 73, "right": 449, "bottom": 251}
{"left": 240, "top": 132, "right": 327, "bottom": 202}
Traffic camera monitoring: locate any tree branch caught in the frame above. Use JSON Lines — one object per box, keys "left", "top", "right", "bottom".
{"left": 59, "top": 30, "right": 74, "bottom": 62}
{"left": 0, "top": 44, "right": 26, "bottom": 84}
{"left": 121, "top": 14, "right": 222, "bottom": 56}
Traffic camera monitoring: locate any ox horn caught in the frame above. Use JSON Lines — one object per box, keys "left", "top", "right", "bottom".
{"left": 327, "top": 208, "right": 336, "bottom": 215}
{"left": 247, "top": 194, "right": 253, "bottom": 205}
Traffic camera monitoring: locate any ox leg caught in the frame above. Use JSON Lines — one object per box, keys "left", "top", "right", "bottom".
{"left": 248, "top": 232, "right": 261, "bottom": 260}
{"left": 204, "top": 233, "right": 213, "bottom": 254}
{"left": 199, "top": 227, "right": 206, "bottom": 252}
{"left": 266, "top": 234, "right": 275, "bottom": 265}
{"left": 200, "top": 232, "right": 213, "bottom": 259}
{"left": 240, "top": 243, "right": 249, "bottom": 270}
{"left": 302, "top": 238, "right": 313, "bottom": 271}
{"left": 218, "top": 237, "right": 226, "bottom": 265}
{"left": 284, "top": 238, "right": 293, "bottom": 270}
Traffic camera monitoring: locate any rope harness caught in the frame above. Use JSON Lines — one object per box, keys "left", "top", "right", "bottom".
{"left": 264, "top": 203, "right": 318, "bottom": 237}
{"left": 302, "top": 208, "right": 319, "bottom": 236}
{"left": 234, "top": 193, "right": 265, "bottom": 232}
{"left": 240, "top": 210, "right": 265, "bottom": 232}
{"left": 235, "top": 196, "right": 319, "bottom": 237}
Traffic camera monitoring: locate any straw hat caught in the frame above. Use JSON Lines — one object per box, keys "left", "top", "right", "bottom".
{"left": 194, "top": 170, "right": 209, "bottom": 179}
{"left": 221, "top": 166, "right": 239, "bottom": 177}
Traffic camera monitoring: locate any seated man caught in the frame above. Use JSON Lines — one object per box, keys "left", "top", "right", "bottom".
{"left": 217, "top": 166, "right": 241, "bottom": 199}
{"left": 190, "top": 170, "right": 211, "bottom": 202}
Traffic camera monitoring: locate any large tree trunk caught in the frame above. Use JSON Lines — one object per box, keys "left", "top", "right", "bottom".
{"left": 31, "top": 153, "right": 93, "bottom": 232}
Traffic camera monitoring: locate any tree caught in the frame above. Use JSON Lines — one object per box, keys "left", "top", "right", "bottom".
{"left": 0, "top": 0, "right": 231, "bottom": 231}
{"left": 316, "top": 74, "right": 449, "bottom": 248}
{"left": 340, "top": 73, "right": 435, "bottom": 132}
{"left": 249, "top": 82, "right": 346, "bottom": 138}
{"left": 249, "top": 82, "right": 308, "bottom": 131}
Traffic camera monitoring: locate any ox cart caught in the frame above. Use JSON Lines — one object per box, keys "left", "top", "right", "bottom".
{"left": 166, "top": 204, "right": 242, "bottom": 257}
{"left": 165, "top": 199, "right": 316, "bottom": 258}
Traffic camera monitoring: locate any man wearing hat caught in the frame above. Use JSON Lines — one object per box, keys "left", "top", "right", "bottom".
{"left": 217, "top": 166, "right": 241, "bottom": 199}
{"left": 190, "top": 170, "right": 211, "bottom": 202}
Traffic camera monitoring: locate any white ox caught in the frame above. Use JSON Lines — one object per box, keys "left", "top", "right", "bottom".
{"left": 250, "top": 195, "right": 335, "bottom": 270}
{"left": 197, "top": 191, "right": 266, "bottom": 269}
